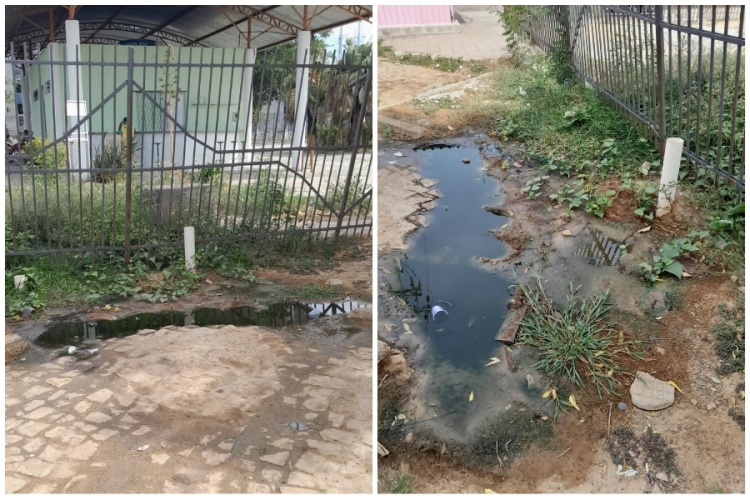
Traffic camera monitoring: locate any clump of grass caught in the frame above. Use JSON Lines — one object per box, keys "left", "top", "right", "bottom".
{"left": 518, "top": 277, "right": 644, "bottom": 398}
{"left": 714, "top": 304, "right": 745, "bottom": 375}
{"left": 608, "top": 425, "right": 680, "bottom": 477}
{"left": 387, "top": 467, "right": 412, "bottom": 493}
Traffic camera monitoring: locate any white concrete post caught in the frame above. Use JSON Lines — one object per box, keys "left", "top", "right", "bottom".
{"left": 241, "top": 48, "right": 256, "bottom": 161}
{"left": 290, "top": 30, "right": 311, "bottom": 171}
{"left": 50, "top": 43, "right": 66, "bottom": 140}
{"left": 656, "top": 137, "right": 684, "bottom": 218}
{"left": 184, "top": 226, "right": 195, "bottom": 271}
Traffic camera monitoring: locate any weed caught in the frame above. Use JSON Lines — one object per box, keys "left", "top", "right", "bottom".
{"left": 640, "top": 232, "right": 708, "bottom": 283}
{"left": 519, "top": 278, "right": 644, "bottom": 398}
{"left": 521, "top": 173, "right": 549, "bottom": 200}
{"left": 709, "top": 202, "right": 744, "bottom": 241}
{"left": 549, "top": 178, "right": 587, "bottom": 209}
{"left": 607, "top": 425, "right": 680, "bottom": 476}
{"left": 192, "top": 165, "right": 222, "bottom": 183}
{"left": 380, "top": 123, "right": 394, "bottom": 141}
{"left": 585, "top": 189, "right": 616, "bottom": 218}
{"left": 494, "top": 117, "right": 525, "bottom": 140}
{"left": 387, "top": 468, "right": 412, "bottom": 494}
{"left": 632, "top": 182, "right": 658, "bottom": 220}
{"left": 713, "top": 305, "right": 744, "bottom": 375}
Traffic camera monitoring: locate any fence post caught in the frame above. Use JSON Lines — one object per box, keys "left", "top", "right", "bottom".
{"left": 655, "top": 6, "right": 667, "bottom": 156}
{"left": 334, "top": 69, "right": 372, "bottom": 239}
{"left": 123, "top": 48, "right": 134, "bottom": 264}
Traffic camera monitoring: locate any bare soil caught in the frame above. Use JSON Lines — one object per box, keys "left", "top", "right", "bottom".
{"left": 376, "top": 63, "right": 744, "bottom": 493}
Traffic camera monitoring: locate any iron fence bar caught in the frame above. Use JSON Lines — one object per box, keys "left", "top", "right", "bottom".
{"left": 124, "top": 48, "right": 134, "bottom": 265}
{"left": 726, "top": 8, "right": 744, "bottom": 185}
{"left": 705, "top": 6, "right": 717, "bottom": 185}
{"left": 714, "top": 6, "right": 730, "bottom": 176}
{"left": 655, "top": 6, "right": 666, "bottom": 155}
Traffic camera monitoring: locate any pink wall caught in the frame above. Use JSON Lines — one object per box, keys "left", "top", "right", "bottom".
{"left": 378, "top": 5, "right": 454, "bottom": 27}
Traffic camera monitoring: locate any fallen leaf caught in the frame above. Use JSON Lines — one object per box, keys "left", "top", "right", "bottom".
{"left": 562, "top": 229, "right": 573, "bottom": 237}
{"left": 740, "top": 390, "right": 745, "bottom": 400}
{"left": 667, "top": 380, "right": 684, "bottom": 394}
{"left": 569, "top": 394, "right": 581, "bottom": 411}
{"left": 103, "top": 304, "right": 112, "bottom": 311}
{"left": 485, "top": 357, "right": 501, "bottom": 367}
{"left": 114, "top": 306, "right": 120, "bottom": 313}
{"left": 485, "top": 489, "right": 496, "bottom": 494}
{"left": 551, "top": 389, "right": 557, "bottom": 400}
{"left": 504, "top": 346, "right": 512, "bottom": 353}
{"left": 682, "top": 271, "right": 692, "bottom": 278}
{"left": 469, "top": 391, "right": 474, "bottom": 402}
{"left": 637, "top": 226, "right": 651, "bottom": 233}
{"left": 383, "top": 324, "right": 393, "bottom": 332}
{"left": 403, "top": 323, "right": 412, "bottom": 334}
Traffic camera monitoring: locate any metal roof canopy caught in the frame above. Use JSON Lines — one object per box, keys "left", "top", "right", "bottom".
{"left": 5, "top": 5, "right": 372, "bottom": 57}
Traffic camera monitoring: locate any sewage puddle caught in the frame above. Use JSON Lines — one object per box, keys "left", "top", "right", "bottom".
{"left": 36, "top": 300, "right": 368, "bottom": 348}
{"left": 576, "top": 229, "right": 625, "bottom": 266}
{"left": 391, "top": 143, "right": 513, "bottom": 370}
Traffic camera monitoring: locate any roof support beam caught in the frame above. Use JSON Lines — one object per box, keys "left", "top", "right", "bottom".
{"left": 139, "top": 6, "right": 199, "bottom": 40}
{"left": 335, "top": 5, "right": 372, "bottom": 23}
{"left": 85, "top": 5, "right": 125, "bottom": 42}
{"left": 16, "top": 22, "right": 200, "bottom": 47}
{"left": 230, "top": 6, "right": 298, "bottom": 35}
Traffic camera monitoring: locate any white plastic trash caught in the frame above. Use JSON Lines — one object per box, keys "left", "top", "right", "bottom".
{"left": 431, "top": 305, "right": 449, "bottom": 323}
{"left": 308, "top": 307, "right": 323, "bottom": 319}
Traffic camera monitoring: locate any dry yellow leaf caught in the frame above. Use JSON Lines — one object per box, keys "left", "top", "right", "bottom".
{"left": 569, "top": 394, "right": 581, "bottom": 411}
{"left": 542, "top": 390, "right": 551, "bottom": 399}
{"left": 551, "top": 389, "right": 557, "bottom": 400}
{"left": 469, "top": 391, "right": 474, "bottom": 402}
{"left": 485, "top": 357, "right": 501, "bottom": 367}
{"left": 667, "top": 380, "right": 684, "bottom": 394}
{"left": 403, "top": 323, "right": 412, "bottom": 334}
{"left": 484, "top": 489, "right": 497, "bottom": 494}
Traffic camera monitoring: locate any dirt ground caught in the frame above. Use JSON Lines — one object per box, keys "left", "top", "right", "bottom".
{"left": 6, "top": 258, "right": 373, "bottom": 493}
{"left": 376, "top": 65, "right": 744, "bottom": 494}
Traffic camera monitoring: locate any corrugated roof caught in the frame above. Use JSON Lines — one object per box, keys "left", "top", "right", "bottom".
{"left": 5, "top": 5, "right": 372, "bottom": 56}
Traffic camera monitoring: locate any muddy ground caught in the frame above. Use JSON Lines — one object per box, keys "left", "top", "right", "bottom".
{"left": 6, "top": 258, "right": 373, "bottom": 493}
{"left": 377, "top": 131, "right": 744, "bottom": 493}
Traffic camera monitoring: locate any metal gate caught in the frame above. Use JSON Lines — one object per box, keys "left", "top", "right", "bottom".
{"left": 5, "top": 43, "right": 373, "bottom": 258}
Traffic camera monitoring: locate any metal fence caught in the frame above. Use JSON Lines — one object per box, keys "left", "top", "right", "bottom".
{"left": 5, "top": 43, "right": 373, "bottom": 259}
{"left": 525, "top": 5, "right": 745, "bottom": 195}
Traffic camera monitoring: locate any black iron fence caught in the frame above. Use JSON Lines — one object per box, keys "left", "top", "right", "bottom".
{"left": 525, "top": 5, "right": 745, "bottom": 194}
{"left": 5, "top": 43, "right": 372, "bottom": 258}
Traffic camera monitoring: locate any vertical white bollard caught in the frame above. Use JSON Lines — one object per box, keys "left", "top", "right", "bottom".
{"left": 184, "top": 226, "right": 195, "bottom": 271}
{"left": 656, "top": 137, "right": 684, "bottom": 218}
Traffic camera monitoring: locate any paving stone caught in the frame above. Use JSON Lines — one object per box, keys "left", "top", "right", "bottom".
{"left": 280, "top": 486, "right": 320, "bottom": 494}
{"left": 246, "top": 482, "right": 272, "bottom": 494}
{"left": 177, "top": 448, "right": 194, "bottom": 457}
{"left": 259, "top": 451, "right": 290, "bottom": 467}
{"left": 23, "top": 386, "right": 52, "bottom": 399}
{"left": 84, "top": 411, "right": 111, "bottom": 424}
{"left": 630, "top": 371, "right": 675, "bottom": 411}
{"left": 64, "top": 474, "right": 87, "bottom": 491}
{"left": 5, "top": 418, "right": 23, "bottom": 431}
{"left": 69, "top": 440, "right": 99, "bottom": 460}
{"left": 151, "top": 453, "right": 171, "bottom": 465}
{"left": 217, "top": 439, "right": 234, "bottom": 451}
{"left": 7, "top": 458, "right": 55, "bottom": 478}
{"left": 91, "top": 428, "right": 119, "bottom": 441}
{"left": 328, "top": 412, "right": 345, "bottom": 428}
{"left": 171, "top": 465, "right": 206, "bottom": 484}
{"left": 132, "top": 425, "right": 151, "bottom": 436}
{"left": 23, "top": 400, "right": 46, "bottom": 412}
{"left": 320, "top": 428, "right": 359, "bottom": 445}
{"left": 29, "top": 484, "right": 56, "bottom": 493}
{"left": 25, "top": 406, "right": 55, "bottom": 420}
{"left": 5, "top": 476, "right": 28, "bottom": 493}
{"left": 306, "top": 439, "right": 344, "bottom": 456}
{"left": 240, "top": 460, "right": 256, "bottom": 472}
{"left": 39, "top": 444, "right": 65, "bottom": 463}
{"left": 73, "top": 422, "right": 99, "bottom": 433}
{"left": 7, "top": 446, "right": 21, "bottom": 455}
{"left": 6, "top": 397, "right": 23, "bottom": 407}
{"left": 22, "top": 437, "right": 45, "bottom": 453}
{"left": 293, "top": 452, "right": 327, "bottom": 475}
{"left": 6, "top": 434, "right": 23, "bottom": 445}
{"left": 117, "top": 413, "right": 138, "bottom": 429}
{"left": 48, "top": 461, "right": 78, "bottom": 480}
{"left": 17, "top": 421, "right": 50, "bottom": 437}
{"left": 269, "top": 437, "right": 295, "bottom": 450}
{"left": 202, "top": 450, "right": 230, "bottom": 466}
{"left": 283, "top": 396, "right": 297, "bottom": 405}
{"left": 87, "top": 388, "right": 114, "bottom": 403}
{"left": 115, "top": 393, "right": 136, "bottom": 407}
{"left": 45, "top": 377, "right": 72, "bottom": 388}
{"left": 200, "top": 434, "right": 217, "bottom": 446}
{"left": 262, "top": 469, "right": 284, "bottom": 483}
{"left": 287, "top": 470, "right": 320, "bottom": 490}
{"left": 346, "top": 419, "right": 369, "bottom": 432}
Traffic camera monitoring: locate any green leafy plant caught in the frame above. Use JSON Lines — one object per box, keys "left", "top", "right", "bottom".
{"left": 633, "top": 183, "right": 658, "bottom": 220}
{"left": 585, "top": 189, "right": 616, "bottom": 218}
{"left": 713, "top": 304, "right": 745, "bottom": 375}
{"left": 549, "top": 178, "right": 588, "bottom": 209}
{"left": 192, "top": 165, "right": 222, "bottom": 183}
{"left": 27, "top": 136, "right": 68, "bottom": 169}
{"left": 561, "top": 105, "right": 591, "bottom": 129}
{"left": 495, "top": 117, "right": 524, "bottom": 140}
{"left": 709, "top": 203, "right": 744, "bottom": 241}
{"left": 522, "top": 173, "right": 549, "bottom": 200}
{"left": 640, "top": 232, "right": 708, "bottom": 283}
{"left": 519, "top": 278, "right": 644, "bottom": 398}
{"left": 5, "top": 267, "right": 45, "bottom": 316}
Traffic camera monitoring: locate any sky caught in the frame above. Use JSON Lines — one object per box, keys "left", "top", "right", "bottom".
{"left": 324, "top": 20, "right": 373, "bottom": 55}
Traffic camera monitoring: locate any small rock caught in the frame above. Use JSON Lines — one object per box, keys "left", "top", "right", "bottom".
{"left": 394, "top": 152, "right": 403, "bottom": 157}
{"left": 404, "top": 432, "right": 413, "bottom": 444}
{"left": 325, "top": 278, "right": 344, "bottom": 287}
{"left": 617, "top": 402, "right": 627, "bottom": 411}
{"left": 709, "top": 376, "right": 721, "bottom": 385}
{"left": 461, "top": 158, "right": 471, "bottom": 164}
{"left": 691, "top": 399, "right": 698, "bottom": 406}
{"left": 137, "top": 445, "right": 150, "bottom": 451}
{"left": 397, "top": 413, "right": 406, "bottom": 421}
{"left": 655, "top": 471, "right": 669, "bottom": 482}
{"left": 730, "top": 275, "right": 738, "bottom": 283}
{"left": 706, "top": 402, "right": 716, "bottom": 411}
{"left": 655, "top": 347, "right": 666, "bottom": 355}
{"left": 562, "top": 229, "right": 573, "bottom": 237}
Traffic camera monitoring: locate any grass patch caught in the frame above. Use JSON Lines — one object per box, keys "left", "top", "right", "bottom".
{"left": 713, "top": 304, "right": 745, "bottom": 375}
{"left": 282, "top": 284, "right": 338, "bottom": 300}
{"left": 518, "top": 278, "right": 644, "bottom": 398}
{"left": 608, "top": 425, "right": 680, "bottom": 477}
{"left": 384, "top": 467, "right": 412, "bottom": 494}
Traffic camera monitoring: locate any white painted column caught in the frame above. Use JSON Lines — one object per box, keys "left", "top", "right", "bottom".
{"left": 290, "top": 30, "right": 311, "bottom": 171}
{"left": 656, "top": 137, "right": 684, "bottom": 218}
{"left": 65, "top": 20, "right": 89, "bottom": 172}
{"left": 241, "top": 48, "right": 256, "bottom": 161}
{"left": 50, "top": 43, "right": 66, "bottom": 140}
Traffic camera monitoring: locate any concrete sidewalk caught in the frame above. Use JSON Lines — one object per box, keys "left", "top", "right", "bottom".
{"left": 379, "top": 5, "right": 510, "bottom": 61}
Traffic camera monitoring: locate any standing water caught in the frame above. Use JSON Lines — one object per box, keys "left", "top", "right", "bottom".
{"left": 394, "top": 144, "right": 512, "bottom": 370}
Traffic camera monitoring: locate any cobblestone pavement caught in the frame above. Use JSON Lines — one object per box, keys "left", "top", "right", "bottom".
{"left": 5, "top": 311, "right": 372, "bottom": 493}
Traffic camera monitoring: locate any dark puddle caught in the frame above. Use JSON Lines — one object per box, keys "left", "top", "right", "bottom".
{"left": 576, "top": 229, "right": 626, "bottom": 266}
{"left": 391, "top": 143, "right": 512, "bottom": 370}
{"left": 36, "top": 300, "right": 367, "bottom": 348}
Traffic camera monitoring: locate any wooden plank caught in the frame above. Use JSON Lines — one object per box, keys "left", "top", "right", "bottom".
{"left": 495, "top": 304, "right": 528, "bottom": 344}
